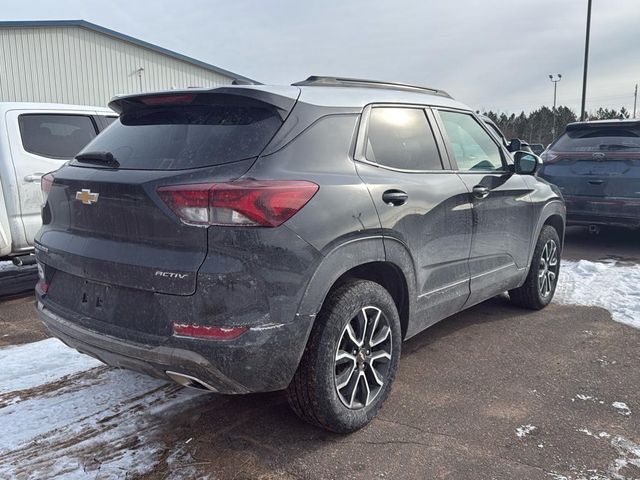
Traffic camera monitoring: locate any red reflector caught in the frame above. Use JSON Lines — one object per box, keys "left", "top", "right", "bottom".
{"left": 157, "top": 180, "right": 319, "bottom": 227}
{"left": 172, "top": 323, "right": 247, "bottom": 340}
{"left": 140, "top": 94, "right": 195, "bottom": 106}
{"left": 36, "top": 280, "right": 49, "bottom": 294}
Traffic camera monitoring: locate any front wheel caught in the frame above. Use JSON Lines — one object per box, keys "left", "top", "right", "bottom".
{"left": 509, "top": 225, "right": 561, "bottom": 310}
{"left": 286, "top": 280, "right": 401, "bottom": 433}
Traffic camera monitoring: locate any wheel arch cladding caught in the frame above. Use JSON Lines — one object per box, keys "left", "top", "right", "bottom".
{"left": 528, "top": 200, "right": 566, "bottom": 268}
{"left": 332, "top": 261, "right": 411, "bottom": 340}
{"left": 544, "top": 213, "right": 565, "bottom": 247}
{"left": 297, "top": 237, "right": 416, "bottom": 341}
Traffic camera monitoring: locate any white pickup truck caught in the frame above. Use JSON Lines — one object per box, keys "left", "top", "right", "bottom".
{"left": 0, "top": 103, "right": 116, "bottom": 294}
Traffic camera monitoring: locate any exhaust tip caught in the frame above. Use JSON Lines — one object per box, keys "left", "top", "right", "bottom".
{"left": 166, "top": 370, "right": 218, "bottom": 392}
{"left": 12, "top": 254, "right": 37, "bottom": 266}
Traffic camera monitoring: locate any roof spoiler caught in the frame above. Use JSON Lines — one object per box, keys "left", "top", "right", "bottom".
{"left": 292, "top": 76, "right": 453, "bottom": 99}
{"left": 108, "top": 87, "right": 298, "bottom": 120}
{"left": 566, "top": 119, "right": 640, "bottom": 131}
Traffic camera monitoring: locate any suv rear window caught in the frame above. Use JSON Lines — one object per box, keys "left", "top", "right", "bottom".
{"left": 553, "top": 127, "right": 640, "bottom": 152}
{"left": 76, "top": 101, "right": 283, "bottom": 170}
{"left": 19, "top": 114, "right": 97, "bottom": 159}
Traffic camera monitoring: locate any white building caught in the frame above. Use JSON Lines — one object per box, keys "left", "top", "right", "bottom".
{"left": 0, "top": 20, "right": 255, "bottom": 107}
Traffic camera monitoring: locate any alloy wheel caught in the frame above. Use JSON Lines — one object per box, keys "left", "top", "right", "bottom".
{"left": 538, "top": 239, "right": 559, "bottom": 297}
{"left": 334, "top": 306, "right": 393, "bottom": 410}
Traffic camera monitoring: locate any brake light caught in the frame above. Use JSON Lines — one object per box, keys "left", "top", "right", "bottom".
{"left": 140, "top": 94, "right": 195, "bottom": 106}
{"left": 172, "top": 323, "right": 247, "bottom": 340}
{"left": 157, "top": 180, "right": 319, "bottom": 227}
{"left": 41, "top": 172, "right": 55, "bottom": 203}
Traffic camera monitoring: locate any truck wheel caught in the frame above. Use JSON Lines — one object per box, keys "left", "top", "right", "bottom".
{"left": 509, "top": 225, "right": 561, "bottom": 310}
{"left": 287, "top": 279, "right": 401, "bottom": 433}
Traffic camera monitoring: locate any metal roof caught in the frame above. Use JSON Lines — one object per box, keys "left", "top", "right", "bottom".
{"left": 0, "top": 20, "right": 256, "bottom": 83}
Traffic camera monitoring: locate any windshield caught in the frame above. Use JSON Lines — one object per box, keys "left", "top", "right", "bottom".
{"left": 74, "top": 100, "right": 283, "bottom": 170}
{"left": 552, "top": 127, "right": 640, "bottom": 152}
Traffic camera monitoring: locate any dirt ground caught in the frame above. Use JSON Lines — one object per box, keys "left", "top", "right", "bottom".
{"left": 0, "top": 294, "right": 46, "bottom": 347}
{"left": 1, "top": 226, "right": 639, "bottom": 479}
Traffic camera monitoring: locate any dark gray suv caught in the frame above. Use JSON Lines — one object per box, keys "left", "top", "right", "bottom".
{"left": 35, "top": 77, "right": 565, "bottom": 433}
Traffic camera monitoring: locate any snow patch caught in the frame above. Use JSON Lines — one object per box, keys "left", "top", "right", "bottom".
{"left": 516, "top": 424, "right": 537, "bottom": 438}
{"left": 612, "top": 401, "right": 632, "bottom": 416}
{"left": 578, "top": 428, "right": 611, "bottom": 440}
{"left": 0, "top": 260, "right": 16, "bottom": 271}
{"left": 0, "top": 340, "right": 209, "bottom": 479}
{"left": 0, "top": 338, "right": 101, "bottom": 394}
{"left": 575, "top": 394, "right": 595, "bottom": 402}
{"left": 555, "top": 259, "right": 640, "bottom": 329}
{"left": 573, "top": 429, "right": 640, "bottom": 479}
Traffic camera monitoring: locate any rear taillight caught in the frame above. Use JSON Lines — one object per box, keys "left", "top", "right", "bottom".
{"left": 172, "top": 323, "right": 247, "bottom": 340}
{"left": 157, "top": 180, "right": 319, "bottom": 227}
{"left": 41, "top": 172, "right": 55, "bottom": 203}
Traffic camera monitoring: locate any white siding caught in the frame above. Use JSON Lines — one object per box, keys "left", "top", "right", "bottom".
{"left": 0, "top": 25, "right": 234, "bottom": 107}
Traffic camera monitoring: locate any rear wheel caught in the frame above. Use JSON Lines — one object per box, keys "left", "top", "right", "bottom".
{"left": 286, "top": 280, "right": 401, "bottom": 433}
{"left": 509, "top": 225, "right": 561, "bottom": 310}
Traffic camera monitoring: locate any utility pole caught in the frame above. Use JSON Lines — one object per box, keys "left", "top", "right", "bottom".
{"left": 634, "top": 83, "right": 638, "bottom": 119}
{"left": 549, "top": 74, "right": 562, "bottom": 138}
{"left": 580, "top": 0, "right": 593, "bottom": 121}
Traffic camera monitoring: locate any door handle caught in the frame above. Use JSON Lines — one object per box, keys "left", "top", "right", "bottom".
{"left": 472, "top": 185, "right": 490, "bottom": 199}
{"left": 588, "top": 179, "right": 604, "bottom": 185}
{"left": 382, "top": 190, "right": 408, "bottom": 206}
{"left": 24, "top": 173, "right": 45, "bottom": 183}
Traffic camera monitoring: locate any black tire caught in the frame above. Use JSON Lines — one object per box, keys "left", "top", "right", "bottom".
{"left": 509, "top": 225, "right": 561, "bottom": 310}
{"left": 286, "top": 279, "right": 401, "bottom": 433}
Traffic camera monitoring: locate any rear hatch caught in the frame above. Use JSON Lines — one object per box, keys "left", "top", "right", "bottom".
{"left": 541, "top": 123, "right": 640, "bottom": 199}
{"left": 38, "top": 88, "right": 298, "bottom": 305}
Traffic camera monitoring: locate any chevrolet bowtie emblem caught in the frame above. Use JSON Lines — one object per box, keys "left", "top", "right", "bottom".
{"left": 75, "top": 189, "right": 99, "bottom": 205}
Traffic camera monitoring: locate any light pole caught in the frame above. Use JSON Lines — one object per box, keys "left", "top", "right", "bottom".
{"left": 549, "top": 74, "right": 562, "bottom": 138}
{"left": 580, "top": 0, "right": 593, "bottom": 121}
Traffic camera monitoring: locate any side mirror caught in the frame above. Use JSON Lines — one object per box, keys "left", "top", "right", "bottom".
{"left": 513, "top": 151, "right": 541, "bottom": 175}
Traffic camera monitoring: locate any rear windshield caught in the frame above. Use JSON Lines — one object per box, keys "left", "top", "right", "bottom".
{"left": 553, "top": 127, "right": 640, "bottom": 152}
{"left": 74, "top": 101, "right": 282, "bottom": 170}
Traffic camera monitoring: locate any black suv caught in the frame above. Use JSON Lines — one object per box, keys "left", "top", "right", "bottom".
{"left": 35, "top": 77, "right": 565, "bottom": 433}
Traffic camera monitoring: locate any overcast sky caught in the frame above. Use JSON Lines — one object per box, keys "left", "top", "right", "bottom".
{"left": 5, "top": 0, "right": 640, "bottom": 114}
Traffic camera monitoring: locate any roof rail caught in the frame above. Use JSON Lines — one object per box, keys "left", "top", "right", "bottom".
{"left": 292, "top": 76, "right": 453, "bottom": 99}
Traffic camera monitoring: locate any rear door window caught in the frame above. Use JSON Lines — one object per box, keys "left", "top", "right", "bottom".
{"left": 553, "top": 127, "right": 640, "bottom": 152}
{"left": 18, "top": 114, "right": 98, "bottom": 159}
{"left": 438, "top": 111, "right": 504, "bottom": 171}
{"left": 76, "top": 101, "right": 283, "bottom": 170}
{"left": 365, "top": 107, "right": 443, "bottom": 171}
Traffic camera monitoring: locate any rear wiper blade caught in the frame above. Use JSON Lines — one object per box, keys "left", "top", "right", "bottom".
{"left": 75, "top": 151, "right": 120, "bottom": 167}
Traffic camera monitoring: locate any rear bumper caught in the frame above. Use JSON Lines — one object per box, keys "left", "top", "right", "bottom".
{"left": 37, "top": 299, "right": 315, "bottom": 394}
{"left": 564, "top": 195, "right": 640, "bottom": 228}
